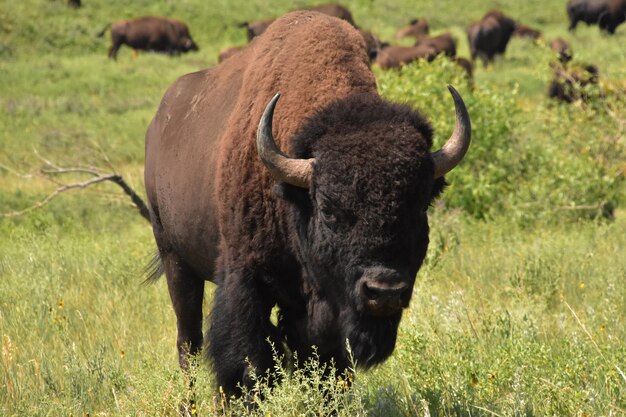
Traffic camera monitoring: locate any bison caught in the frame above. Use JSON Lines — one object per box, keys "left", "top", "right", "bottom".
{"left": 238, "top": 19, "right": 274, "bottom": 42}
{"left": 467, "top": 10, "right": 517, "bottom": 66}
{"left": 307, "top": 3, "right": 355, "bottom": 26}
{"left": 567, "top": 0, "right": 626, "bottom": 33}
{"left": 514, "top": 24, "right": 542, "bottom": 39}
{"left": 414, "top": 32, "right": 457, "bottom": 57}
{"left": 395, "top": 18, "right": 430, "bottom": 39}
{"left": 375, "top": 43, "right": 439, "bottom": 69}
{"left": 144, "top": 11, "right": 471, "bottom": 397}
{"left": 97, "top": 16, "right": 198, "bottom": 60}
{"left": 240, "top": 3, "right": 356, "bottom": 41}
{"left": 217, "top": 45, "right": 246, "bottom": 63}
{"left": 548, "top": 62, "right": 600, "bottom": 103}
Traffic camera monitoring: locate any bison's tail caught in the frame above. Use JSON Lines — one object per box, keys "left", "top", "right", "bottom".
{"left": 96, "top": 23, "right": 111, "bottom": 38}
{"left": 236, "top": 21, "right": 249, "bottom": 28}
{"left": 143, "top": 251, "right": 164, "bottom": 285}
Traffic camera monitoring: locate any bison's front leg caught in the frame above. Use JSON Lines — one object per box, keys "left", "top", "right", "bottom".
{"left": 206, "top": 270, "right": 282, "bottom": 397}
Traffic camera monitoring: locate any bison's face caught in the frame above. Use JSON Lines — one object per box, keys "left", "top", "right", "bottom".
{"left": 304, "top": 134, "right": 439, "bottom": 320}
{"left": 257, "top": 88, "right": 470, "bottom": 365}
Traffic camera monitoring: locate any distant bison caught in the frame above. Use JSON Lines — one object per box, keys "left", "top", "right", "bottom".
{"left": 98, "top": 16, "right": 198, "bottom": 59}
{"left": 218, "top": 45, "right": 245, "bottom": 63}
{"left": 415, "top": 32, "right": 457, "bottom": 57}
{"left": 395, "top": 18, "right": 430, "bottom": 39}
{"left": 67, "top": 0, "right": 81, "bottom": 8}
{"left": 551, "top": 37, "right": 573, "bottom": 63}
{"left": 145, "top": 11, "right": 471, "bottom": 397}
{"left": 548, "top": 62, "right": 600, "bottom": 103}
{"left": 240, "top": 3, "right": 356, "bottom": 41}
{"left": 375, "top": 43, "right": 438, "bottom": 69}
{"left": 467, "top": 10, "right": 517, "bottom": 66}
{"left": 238, "top": 19, "right": 274, "bottom": 42}
{"left": 514, "top": 24, "right": 542, "bottom": 39}
{"left": 567, "top": 0, "right": 626, "bottom": 33}
{"left": 307, "top": 3, "right": 355, "bottom": 26}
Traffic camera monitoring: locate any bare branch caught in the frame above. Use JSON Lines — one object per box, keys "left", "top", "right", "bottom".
{"left": 2, "top": 174, "right": 119, "bottom": 218}
{"left": 1, "top": 158, "right": 151, "bottom": 222}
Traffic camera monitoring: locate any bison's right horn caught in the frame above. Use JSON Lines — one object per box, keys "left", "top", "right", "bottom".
{"left": 257, "top": 93, "right": 314, "bottom": 188}
{"left": 431, "top": 85, "right": 472, "bottom": 178}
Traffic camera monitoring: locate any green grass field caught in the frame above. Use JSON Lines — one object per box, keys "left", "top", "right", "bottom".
{"left": 1, "top": 0, "right": 625, "bottom": 416}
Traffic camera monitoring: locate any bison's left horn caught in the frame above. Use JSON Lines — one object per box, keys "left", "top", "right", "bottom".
{"left": 257, "top": 93, "right": 314, "bottom": 188}
{"left": 431, "top": 85, "right": 472, "bottom": 178}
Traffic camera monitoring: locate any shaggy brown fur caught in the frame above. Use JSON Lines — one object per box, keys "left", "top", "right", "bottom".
{"left": 395, "top": 18, "right": 430, "bottom": 39}
{"left": 145, "top": 11, "right": 462, "bottom": 397}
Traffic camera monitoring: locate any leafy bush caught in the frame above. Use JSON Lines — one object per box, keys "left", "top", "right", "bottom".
{"left": 375, "top": 57, "right": 625, "bottom": 223}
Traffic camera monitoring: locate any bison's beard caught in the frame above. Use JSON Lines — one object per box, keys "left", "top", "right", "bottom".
{"left": 340, "top": 308, "right": 402, "bottom": 368}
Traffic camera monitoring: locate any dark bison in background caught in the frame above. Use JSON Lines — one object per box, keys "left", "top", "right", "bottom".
{"left": 395, "top": 18, "right": 430, "bottom": 39}
{"left": 567, "top": 0, "right": 626, "bottom": 33}
{"left": 145, "top": 11, "right": 471, "bottom": 396}
{"left": 548, "top": 62, "right": 600, "bottom": 103}
{"left": 468, "top": 10, "right": 517, "bottom": 66}
{"left": 97, "top": 16, "right": 198, "bottom": 59}
{"left": 239, "top": 3, "right": 356, "bottom": 41}
{"left": 67, "top": 0, "right": 81, "bottom": 8}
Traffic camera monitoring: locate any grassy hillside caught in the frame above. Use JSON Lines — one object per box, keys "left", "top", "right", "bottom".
{"left": 1, "top": 0, "right": 625, "bottom": 416}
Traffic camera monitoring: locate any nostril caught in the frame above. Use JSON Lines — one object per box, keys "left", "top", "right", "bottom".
{"left": 362, "top": 280, "right": 409, "bottom": 301}
{"left": 363, "top": 282, "right": 380, "bottom": 301}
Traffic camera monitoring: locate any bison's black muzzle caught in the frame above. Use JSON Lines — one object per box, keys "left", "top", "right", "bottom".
{"left": 358, "top": 267, "right": 412, "bottom": 316}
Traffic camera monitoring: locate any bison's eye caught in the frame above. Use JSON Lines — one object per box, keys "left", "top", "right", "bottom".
{"left": 318, "top": 203, "right": 338, "bottom": 225}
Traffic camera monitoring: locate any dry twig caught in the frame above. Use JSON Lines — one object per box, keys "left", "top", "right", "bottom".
{"left": 1, "top": 160, "right": 150, "bottom": 222}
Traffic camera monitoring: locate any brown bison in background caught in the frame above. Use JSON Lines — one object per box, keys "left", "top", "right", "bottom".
{"left": 239, "top": 3, "right": 356, "bottom": 41}
{"left": 376, "top": 43, "right": 439, "bottom": 68}
{"left": 415, "top": 32, "right": 457, "bottom": 57}
{"left": 98, "top": 16, "right": 198, "bottom": 59}
{"left": 308, "top": 3, "right": 355, "bottom": 26}
{"left": 217, "top": 45, "right": 246, "bottom": 63}
{"left": 567, "top": 0, "right": 626, "bottom": 33}
{"left": 467, "top": 10, "right": 517, "bottom": 66}
{"left": 67, "top": 0, "right": 81, "bottom": 8}
{"left": 514, "top": 24, "right": 542, "bottom": 39}
{"left": 145, "top": 11, "right": 471, "bottom": 396}
{"left": 395, "top": 18, "right": 430, "bottom": 39}
{"left": 238, "top": 19, "right": 274, "bottom": 42}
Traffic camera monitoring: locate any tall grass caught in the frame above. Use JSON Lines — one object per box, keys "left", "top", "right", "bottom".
{"left": 1, "top": 0, "right": 625, "bottom": 415}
